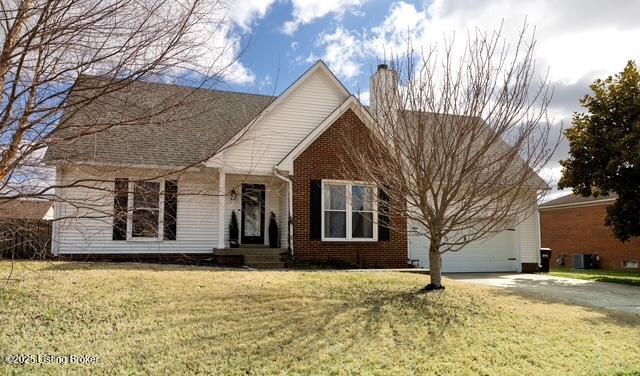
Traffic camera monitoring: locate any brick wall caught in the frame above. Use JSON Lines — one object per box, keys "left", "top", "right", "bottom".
{"left": 540, "top": 204, "right": 640, "bottom": 270}
{"left": 292, "top": 109, "right": 408, "bottom": 268}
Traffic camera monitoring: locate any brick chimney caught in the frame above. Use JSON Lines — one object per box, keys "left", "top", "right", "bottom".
{"left": 369, "top": 63, "right": 399, "bottom": 125}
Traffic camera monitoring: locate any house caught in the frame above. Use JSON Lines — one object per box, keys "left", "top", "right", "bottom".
{"left": 539, "top": 193, "right": 640, "bottom": 270}
{"left": 44, "top": 61, "right": 542, "bottom": 271}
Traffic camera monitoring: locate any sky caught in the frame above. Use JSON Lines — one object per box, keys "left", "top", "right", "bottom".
{"left": 213, "top": 0, "right": 640, "bottom": 200}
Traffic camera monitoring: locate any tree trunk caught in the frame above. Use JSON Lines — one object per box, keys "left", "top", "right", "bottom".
{"left": 426, "top": 243, "right": 444, "bottom": 291}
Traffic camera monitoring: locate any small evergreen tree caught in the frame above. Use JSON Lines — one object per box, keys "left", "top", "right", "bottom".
{"left": 268, "top": 212, "right": 279, "bottom": 248}
{"left": 229, "top": 211, "right": 239, "bottom": 247}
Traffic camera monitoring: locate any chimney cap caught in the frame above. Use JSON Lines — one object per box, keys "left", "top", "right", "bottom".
{"left": 377, "top": 64, "right": 388, "bottom": 71}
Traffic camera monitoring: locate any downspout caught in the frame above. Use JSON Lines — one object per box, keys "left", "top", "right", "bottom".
{"left": 273, "top": 168, "right": 293, "bottom": 255}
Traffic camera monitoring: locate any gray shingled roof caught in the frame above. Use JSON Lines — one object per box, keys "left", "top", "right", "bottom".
{"left": 44, "top": 76, "right": 274, "bottom": 167}
{"left": 540, "top": 192, "right": 618, "bottom": 208}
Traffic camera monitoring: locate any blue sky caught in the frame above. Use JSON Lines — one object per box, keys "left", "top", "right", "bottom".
{"left": 213, "top": 0, "right": 640, "bottom": 197}
{"left": 224, "top": 0, "right": 401, "bottom": 99}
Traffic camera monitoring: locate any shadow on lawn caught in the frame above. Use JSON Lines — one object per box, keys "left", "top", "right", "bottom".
{"left": 41, "top": 260, "right": 244, "bottom": 272}
{"left": 130, "top": 287, "right": 460, "bottom": 365}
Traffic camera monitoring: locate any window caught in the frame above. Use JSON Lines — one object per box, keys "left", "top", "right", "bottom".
{"left": 112, "top": 179, "right": 179, "bottom": 241}
{"left": 132, "top": 182, "right": 160, "bottom": 238}
{"left": 322, "top": 181, "right": 377, "bottom": 241}
{"left": 623, "top": 260, "right": 639, "bottom": 269}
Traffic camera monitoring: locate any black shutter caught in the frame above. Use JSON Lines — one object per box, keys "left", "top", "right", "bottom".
{"left": 309, "top": 179, "right": 322, "bottom": 240}
{"left": 164, "top": 180, "right": 178, "bottom": 240}
{"left": 113, "top": 178, "right": 128, "bottom": 240}
{"left": 378, "top": 186, "right": 390, "bottom": 241}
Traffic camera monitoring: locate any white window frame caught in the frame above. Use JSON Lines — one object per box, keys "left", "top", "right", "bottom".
{"left": 126, "top": 180, "right": 165, "bottom": 241}
{"left": 321, "top": 179, "right": 378, "bottom": 242}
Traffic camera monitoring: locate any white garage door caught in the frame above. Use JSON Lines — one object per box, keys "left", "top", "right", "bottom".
{"left": 409, "top": 228, "right": 518, "bottom": 272}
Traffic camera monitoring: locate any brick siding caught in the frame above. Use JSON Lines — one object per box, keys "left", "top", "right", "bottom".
{"left": 540, "top": 204, "right": 640, "bottom": 270}
{"left": 292, "top": 109, "right": 408, "bottom": 268}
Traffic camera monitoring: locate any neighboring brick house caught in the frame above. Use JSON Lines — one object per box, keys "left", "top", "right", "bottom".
{"left": 539, "top": 193, "right": 640, "bottom": 270}
{"left": 44, "top": 61, "right": 543, "bottom": 271}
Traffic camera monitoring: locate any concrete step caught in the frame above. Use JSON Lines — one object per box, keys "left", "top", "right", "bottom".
{"left": 214, "top": 248, "right": 284, "bottom": 256}
{"left": 243, "top": 254, "right": 283, "bottom": 263}
{"left": 245, "top": 261, "right": 285, "bottom": 270}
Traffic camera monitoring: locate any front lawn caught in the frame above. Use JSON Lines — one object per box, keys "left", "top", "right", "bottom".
{"left": 551, "top": 268, "right": 640, "bottom": 287}
{"left": 1, "top": 262, "right": 639, "bottom": 375}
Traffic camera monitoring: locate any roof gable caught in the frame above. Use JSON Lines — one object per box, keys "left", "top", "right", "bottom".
{"left": 276, "top": 96, "right": 374, "bottom": 173}
{"left": 208, "top": 61, "right": 352, "bottom": 173}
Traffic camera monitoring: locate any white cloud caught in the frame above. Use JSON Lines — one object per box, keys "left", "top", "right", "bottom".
{"left": 188, "top": 0, "right": 277, "bottom": 85}
{"left": 186, "top": 18, "right": 256, "bottom": 85}
{"left": 282, "top": 0, "right": 366, "bottom": 35}
{"left": 366, "top": 1, "right": 427, "bottom": 58}
{"left": 363, "top": 0, "right": 640, "bottom": 86}
{"left": 315, "top": 26, "right": 364, "bottom": 80}
{"left": 358, "top": 90, "right": 370, "bottom": 105}
{"left": 228, "top": 0, "right": 277, "bottom": 31}
{"left": 306, "top": 0, "right": 640, "bottom": 187}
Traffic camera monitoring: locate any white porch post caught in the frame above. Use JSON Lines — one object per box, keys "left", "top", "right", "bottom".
{"left": 218, "top": 170, "right": 226, "bottom": 249}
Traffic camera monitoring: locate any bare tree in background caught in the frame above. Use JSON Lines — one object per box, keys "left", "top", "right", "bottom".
{"left": 0, "top": 0, "right": 241, "bottom": 197}
{"left": 344, "top": 26, "right": 557, "bottom": 290}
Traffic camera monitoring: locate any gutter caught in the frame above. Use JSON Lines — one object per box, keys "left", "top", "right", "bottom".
{"left": 538, "top": 198, "right": 617, "bottom": 211}
{"left": 273, "top": 168, "right": 293, "bottom": 255}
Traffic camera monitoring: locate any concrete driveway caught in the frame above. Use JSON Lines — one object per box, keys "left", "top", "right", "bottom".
{"left": 447, "top": 273, "right": 640, "bottom": 315}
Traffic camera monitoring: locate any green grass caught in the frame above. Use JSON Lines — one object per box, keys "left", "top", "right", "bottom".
{"left": 1, "top": 261, "right": 639, "bottom": 375}
{"left": 551, "top": 268, "right": 640, "bottom": 287}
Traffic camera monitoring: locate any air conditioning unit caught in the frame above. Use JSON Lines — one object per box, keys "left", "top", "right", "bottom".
{"left": 573, "top": 254, "right": 585, "bottom": 269}
{"left": 573, "top": 254, "right": 597, "bottom": 269}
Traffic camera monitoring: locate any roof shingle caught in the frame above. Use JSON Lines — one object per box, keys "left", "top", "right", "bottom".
{"left": 44, "top": 76, "right": 274, "bottom": 167}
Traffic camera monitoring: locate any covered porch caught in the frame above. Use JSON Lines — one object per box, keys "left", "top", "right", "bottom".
{"left": 215, "top": 170, "right": 291, "bottom": 255}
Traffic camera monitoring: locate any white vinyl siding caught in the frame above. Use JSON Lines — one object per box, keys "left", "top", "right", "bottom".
{"left": 518, "top": 210, "right": 540, "bottom": 263}
{"left": 55, "top": 166, "right": 219, "bottom": 254}
{"left": 221, "top": 70, "right": 347, "bottom": 172}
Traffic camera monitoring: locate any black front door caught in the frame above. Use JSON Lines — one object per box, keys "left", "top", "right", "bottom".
{"left": 241, "top": 184, "right": 265, "bottom": 244}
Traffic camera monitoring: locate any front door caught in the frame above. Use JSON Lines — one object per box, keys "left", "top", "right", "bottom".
{"left": 241, "top": 184, "right": 265, "bottom": 244}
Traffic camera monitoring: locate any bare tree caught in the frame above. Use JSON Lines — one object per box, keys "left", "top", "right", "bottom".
{"left": 343, "top": 26, "right": 557, "bottom": 290}
{"left": 0, "top": 0, "right": 243, "bottom": 199}
{"left": 0, "top": 0, "right": 286, "bottom": 263}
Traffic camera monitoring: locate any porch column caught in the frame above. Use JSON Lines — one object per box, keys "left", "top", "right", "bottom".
{"left": 218, "top": 170, "right": 226, "bottom": 249}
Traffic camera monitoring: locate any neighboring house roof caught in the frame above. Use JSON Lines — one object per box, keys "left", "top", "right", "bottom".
{"left": 44, "top": 76, "right": 274, "bottom": 168}
{"left": 0, "top": 200, "right": 53, "bottom": 220}
{"left": 539, "top": 192, "right": 618, "bottom": 210}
